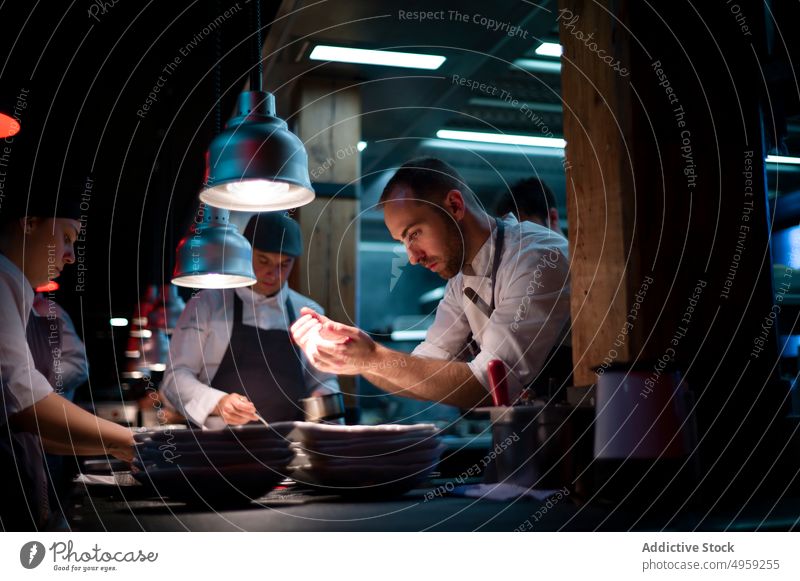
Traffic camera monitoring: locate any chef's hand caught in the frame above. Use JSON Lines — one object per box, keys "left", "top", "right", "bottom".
{"left": 290, "top": 308, "right": 347, "bottom": 371}
{"left": 109, "top": 433, "right": 135, "bottom": 463}
{"left": 291, "top": 308, "right": 370, "bottom": 374}
{"left": 314, "top": 320, "right": 377, "bottom": 375}
{"left": 213, "top": 393, "right": 259, "bottom": 425}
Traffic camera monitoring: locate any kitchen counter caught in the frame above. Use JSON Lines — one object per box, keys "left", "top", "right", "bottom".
{"left": 66, "top": 479, "right": 800, "bottom": 532}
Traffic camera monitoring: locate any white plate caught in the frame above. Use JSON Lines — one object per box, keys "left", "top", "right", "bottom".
{"left": 303, "top": 444, "right": 445, "bottom": 465}
{"left": 290, "top": 422, "right": 437, "bottom": 444}
{"left": 297, "top": 433, "right": 441, "bottom": 455}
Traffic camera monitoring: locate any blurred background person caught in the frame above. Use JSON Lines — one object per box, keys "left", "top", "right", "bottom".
{"left": 495, "top": 176, "right": 564, "bottom": 236}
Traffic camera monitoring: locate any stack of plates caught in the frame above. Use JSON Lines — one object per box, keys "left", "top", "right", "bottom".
{"left": 289, "top": 422, "right": 443, "bottom": 498}
{"left": 132, "top": 423, "right": 295, "bottom": 506}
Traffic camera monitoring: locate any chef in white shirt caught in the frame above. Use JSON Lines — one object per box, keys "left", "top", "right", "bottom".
{"left": 0, "top": 191, "right": 134, "bottom": 530}
{"left": 291, "top": 157, "right": 571, "bottom": 409}
{"left": 161, "top": 212, "right": 339, "bottom": 427}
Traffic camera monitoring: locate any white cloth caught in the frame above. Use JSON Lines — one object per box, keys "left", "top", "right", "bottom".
{"left": 412, "top": 214, "right": 570, "bottom": 401}
{"left": 31, "top": 293, "right": 89, "bottom": 398}
{"left": 0, "top": 254, "right": 53, "bottom": 425}
{"left": 452, "top": 482, "right": 563, "bottom": 502}
{"left": 160, "top": 284, "right": 339, "bottom": 427}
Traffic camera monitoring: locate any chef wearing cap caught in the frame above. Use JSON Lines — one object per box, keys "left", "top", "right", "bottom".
{"left": 161, "top": 212, "right": 339, "bottom": 427}
{"left": 0, "top": 183, "right": 134, "bottom": 530}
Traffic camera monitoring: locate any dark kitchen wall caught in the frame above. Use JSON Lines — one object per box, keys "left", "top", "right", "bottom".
{"left": 0, "top": 1, "right": 277, "bottom": 390}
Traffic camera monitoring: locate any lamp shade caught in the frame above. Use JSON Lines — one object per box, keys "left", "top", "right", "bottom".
{"left": 199, "top": 91, "right": 315, "bottom": 212}
{"left": 171, "top": 205, "right": 256, "bottom": 289}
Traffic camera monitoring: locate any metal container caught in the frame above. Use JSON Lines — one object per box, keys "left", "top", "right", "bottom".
{"left": 485, "top": 402, "right": 593, "bottom": 491}
{"left": 301, "top": 392, "right": 345, "bottom": 423}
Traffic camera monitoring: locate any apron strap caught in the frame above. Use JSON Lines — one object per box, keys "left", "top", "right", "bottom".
{"left": 463, "top": 217, "right": 505, "bottom": 358}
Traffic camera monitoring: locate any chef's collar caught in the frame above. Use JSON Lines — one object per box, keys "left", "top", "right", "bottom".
{"left": 462, "top": 215, "right": 514, "bottom": 278}
{"left": 235, "top": 282, "right": 289, "bottom": 307}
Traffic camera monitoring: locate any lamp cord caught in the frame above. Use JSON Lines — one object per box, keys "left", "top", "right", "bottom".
{"left": 213, "top": 0, "right": 222, "bottom": 135}
{"left": 250, "top": 0, "right": 263, "bottom": 92}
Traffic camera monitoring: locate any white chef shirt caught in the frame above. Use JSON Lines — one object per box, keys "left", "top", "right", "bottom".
{"left": 412, "top": 214, "right": 571, "bottom": 401}
{"left": 0, "top": 253, "right": 54, "bottom": 426}
{"left": 160, "top": 284, "right": 340, "bottom": 427}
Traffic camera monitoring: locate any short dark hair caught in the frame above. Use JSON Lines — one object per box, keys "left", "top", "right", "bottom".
{"left": 495, "top": 177, "right": 556, "bottom": 223}
{"left": 379, "top": 157, "right": 474, "bottom": 207}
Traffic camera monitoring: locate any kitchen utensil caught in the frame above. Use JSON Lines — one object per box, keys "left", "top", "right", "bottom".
{"left": 487, "top": 359, "right": 510, "bottom": 406}
{"left": 485, "top": 401, "right": 594, "bottom": 491}
{"left": 254, "top": 411, "right": 271, "bottom": 429}
{"left": 594, "top": 367, "right": 693, "bottom": 459}
{"left": 301, "top": 392, "right": 346, "bottom": 423}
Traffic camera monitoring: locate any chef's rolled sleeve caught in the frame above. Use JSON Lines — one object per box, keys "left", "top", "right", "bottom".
{"left": 160, "top": 295, "right": 227, "bottom": 427}
{"left": 412, "top": 280, "right": 472, "bottom": 361}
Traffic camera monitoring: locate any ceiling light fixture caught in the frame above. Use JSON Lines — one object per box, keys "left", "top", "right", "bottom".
{"left": 766, "top": 155, "right": 800, "bottom": 165}
{"left": 436, "top": 129, "right": 566, "bottom": 149}
{"left": 534, "top": 42, "right": 563, "bottom": 58}
{"left": 512, "top": 58, "right": 562, "bottom": 74}
{"left": 198, "top": 0, "right": 314, "bottom": 212}
{"left": 309, "top": 45, "right": 446, "bottom": 70}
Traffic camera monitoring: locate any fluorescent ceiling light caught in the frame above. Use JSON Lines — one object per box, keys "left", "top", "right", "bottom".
{"left": 357, "top": 141, "right": 367, "bottom": 152}
{"left": 436, "top": 129, "right": 566, "bottom": 149}
{"left": 766, "top": 155, "right": 800, "bottom": 165}
{"left": 390, "top": 329, "right": 428, "bottom": 342}
{"left": 109, "top": 317, "right": 129, "bottom": 327}
{"left": 309, "top": 45, "right": 446, "bottom": 70}
{"left": 468, "top": 97, "right": 562, "bottom": 113}
{"left": 512, "top": 58, "right": 562, "bottom": 74}
{"left": 421, "top": 138, "right": 565, "bottom": 157}
{"left": 535, "top": 42, "right": 563, "bottom": 57}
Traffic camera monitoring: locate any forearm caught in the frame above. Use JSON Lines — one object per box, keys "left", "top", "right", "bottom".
{"left": 161, "top": 369, "right": 224, "bottom": 427}
{"left": 363, "top": 344, "right": 490, "bottom": 408}
{"left": 41, "top": 437, "right": 106, "bottom": 456}
{"left": 10, "top": 393, "right": 133, "bottom": 456}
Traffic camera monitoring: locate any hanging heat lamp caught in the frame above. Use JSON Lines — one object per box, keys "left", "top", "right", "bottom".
{"left": 198, "top": 0, "right": 314, "bottom": 212}
{"left": 171, "top": 203, "right": 256, "bottom": 289}
{"left": 0, "top": 111, "right": 20, "bottom": 139}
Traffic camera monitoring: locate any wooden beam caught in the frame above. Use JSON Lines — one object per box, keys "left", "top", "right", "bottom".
{"left": 559, "top": 0, "right": 786, "bottom": 500}
{"left": 292, "top": 79, "right": 361, "bottom": 407}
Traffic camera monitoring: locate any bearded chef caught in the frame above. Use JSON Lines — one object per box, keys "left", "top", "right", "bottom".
{"left": 161, "top": 212, "right": 339, "bottom": 426}
{"left": 291, "top": 158, "right": 571, "bottom": 408}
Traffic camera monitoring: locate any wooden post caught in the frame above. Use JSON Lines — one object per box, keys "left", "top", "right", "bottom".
{"left": 292, "top": 79, "right": 361, "bottom": 408}
{"left": 559, "top": 0, "right": 787, "bottom": 500}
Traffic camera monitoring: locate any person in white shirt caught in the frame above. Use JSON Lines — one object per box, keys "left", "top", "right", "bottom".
{"left": 29, "top": 292, "right": 89, "bottom": 402}
{"left": 0, "top": 194, "right": 134, "bottom": 530}
{"left": 161, "top": 212, "right": 339, "bottom": 427}
{"left": 291, "top": 158, "right": 571, "bottom": 409}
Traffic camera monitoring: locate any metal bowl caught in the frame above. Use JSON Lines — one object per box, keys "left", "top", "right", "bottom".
{"left": 301, "top": 393, "right": 345, "bottom": 423}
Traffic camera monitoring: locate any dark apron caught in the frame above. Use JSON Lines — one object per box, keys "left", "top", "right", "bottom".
{"left": 463, "top": 217, "right": 505, "bottom": 357}
{"left": 210, "top": 293, "right": 307, "bottom": 422}
{"left": 463, "top": 218, "right": 572, "bottom": 401}
{"left": 0, "top": 311, "right": 57, "bottom": 530}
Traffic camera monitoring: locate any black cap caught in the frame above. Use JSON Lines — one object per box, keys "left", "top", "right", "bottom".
{"left": 243, "top": 212, "right": 303, "bottom": 257}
